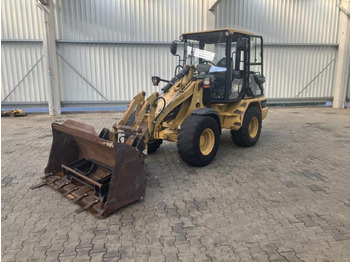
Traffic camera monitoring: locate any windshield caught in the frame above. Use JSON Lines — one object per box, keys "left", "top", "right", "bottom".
{"left": 184, "top": 31, "right": 226, "bottom": 67}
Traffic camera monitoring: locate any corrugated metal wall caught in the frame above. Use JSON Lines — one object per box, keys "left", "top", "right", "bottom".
{"left": 216, "top": 0, "right": 338, "bottom": 44}
{"left": 1, "top": 0, "right": 205, "bottom": 106}
{"left": 55, "top": 0, "right": 205, "bottom": 102}
{"left": 55, "top": 0, "right": 204, "bottom": 41}
{"left": 57, "top": 44, "right": 177, "bottom": 101}
{"left": 1, "top": 0, "right": 343, "bottom": 109}
{"left": 1, "top": 43, "right": 46, "bottom": 102}
{"left": 1, "top": 0, "right": 45, "bottom": 104}
{"left": 264, "top": 46, "right": 336, "bottom": 99}
{"left": 1, "top": 0, "right": 42, "bottom": 39}
{"left": 216, "top": 0, "right": 339, "bottom": 101}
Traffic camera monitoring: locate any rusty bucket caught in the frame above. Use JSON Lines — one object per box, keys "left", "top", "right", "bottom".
{"left": 32, "top": 120, "right": 147, "bottom": 218}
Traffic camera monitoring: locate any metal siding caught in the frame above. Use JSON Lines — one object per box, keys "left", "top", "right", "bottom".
{"left": 53, "top": 0, "right": 205, "bottom": 102}
{"left": 264, "top": 46, "right": 336, "bottom": 99}
{"left": 216, "top": 0, "right": 339, "bottom": 100}
{"left": 1, "top": 0, "right": 342, "bottom": 108}
{"left": 1, "top": 0, "right": 46, "bottom": 103}
{"left": 54, "top": 0, "right": 204, "bottom": 41}
{"left": 1, "top": 43, "right": 47, "bottom": 102}
{"left": 57, "top": 43, "right": 178, "bottom": 101}
{"left": 216, "top": 0, "right": 339, "bottom": 44}
{"left": 347, "top": 40, "right": 350, "bottom": 100}
{"left": 1, "top": 0, "right": 42, "bottom": 40}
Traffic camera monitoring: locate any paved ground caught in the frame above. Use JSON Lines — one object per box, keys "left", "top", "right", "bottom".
{"left": 1, "top": 107, "right": 350, "bottom": 262}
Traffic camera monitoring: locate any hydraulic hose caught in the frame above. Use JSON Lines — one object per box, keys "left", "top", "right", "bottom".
{"left": 161, "top": 65, "right": 191, "bottom": 92}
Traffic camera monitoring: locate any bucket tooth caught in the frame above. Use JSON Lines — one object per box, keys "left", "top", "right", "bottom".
{"left": 62, "top": 185, "right": 79, "bottom": 196}
{"left": 73, "top": 193, "right": 89, "bottom": 202}
{"left": 46, "top": 176, "right": 61, "bottom": 185}
{"left": 56, "top": 180, "right": 70, "bottom": 189}
{"left": 75, "top": 200, "right": 99, "bottom": 214}
{"left": 30, "top": 181, "right": 48, "bottom": 190}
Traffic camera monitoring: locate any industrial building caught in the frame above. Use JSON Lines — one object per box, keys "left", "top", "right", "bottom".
{"left": 2, "top": 0, "right": 349, "bottom": 114}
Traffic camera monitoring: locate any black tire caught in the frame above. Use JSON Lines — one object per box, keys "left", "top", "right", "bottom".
{"left": 177, "top": 115, "right": 220, "bottom": 167}
{"left": 231, "top": 106, "right": 262, "bottom": 147}
{"left": 147, "top": 139, "right": 163, "bottom": 154}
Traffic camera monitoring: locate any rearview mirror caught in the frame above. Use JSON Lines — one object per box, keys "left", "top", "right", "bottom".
{"left": 170, "top": 42, "right": 177, "bottom": 55}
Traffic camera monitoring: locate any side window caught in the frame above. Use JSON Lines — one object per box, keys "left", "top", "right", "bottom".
{"left": 249, "top": 36, "right": 264, "bottom": 96}
{"left": 250, "top": 37, "right": 262, "bottom": 74}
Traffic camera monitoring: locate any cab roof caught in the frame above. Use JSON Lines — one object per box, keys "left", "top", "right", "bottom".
{"left": 181, "top": 28, "right": 254, "bottom": 44}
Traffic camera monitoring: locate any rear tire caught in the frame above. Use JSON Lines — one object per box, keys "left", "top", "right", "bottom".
{"left": 147, "top": 139, "right": 162, "bottom": 154}
{"left": 231, "top": 106, "right": 262, "bottom": 147}
{"left": 177, "top": 115, "right": 220, "bottom": 167}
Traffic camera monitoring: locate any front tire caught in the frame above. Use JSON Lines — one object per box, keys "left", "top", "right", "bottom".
{"left": 177, "top": 115, "right": 220, "bottom": 167}
{"left": 147, "top": 139, "right": 162, "bottom": 154}
{"left": 231, "top": 106, "right": 262, "bottom": 147}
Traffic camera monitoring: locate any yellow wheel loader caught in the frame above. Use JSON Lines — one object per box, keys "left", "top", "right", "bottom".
{"left": 32, "top": 29, "right": 268, "bottom": 217}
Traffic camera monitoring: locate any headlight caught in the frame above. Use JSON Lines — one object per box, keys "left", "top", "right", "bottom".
{"left": 203, "top": 77, "right": 211, "bottom": 88}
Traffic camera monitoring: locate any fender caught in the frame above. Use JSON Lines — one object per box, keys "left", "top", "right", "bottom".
{"left": 191, "top": 108, "right": 222, "bottom": 131}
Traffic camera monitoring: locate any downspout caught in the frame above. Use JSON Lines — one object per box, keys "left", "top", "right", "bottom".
{"left": 346, "top": 39, "right": 350, "bottom": 106}
{"left": 36, "top": 0, "right": 56, "bottom": 115}
{"left": 338, "top": 1, "right": 350, "bottom": 106}
{"left": 333, "top": 0, "right": 350, "bottom": 108}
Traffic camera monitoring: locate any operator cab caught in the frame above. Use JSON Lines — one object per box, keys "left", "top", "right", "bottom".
{"left": 178, "top": 28, "right": 265, "bottom": 103}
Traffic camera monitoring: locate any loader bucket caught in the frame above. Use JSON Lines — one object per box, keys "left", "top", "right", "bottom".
{"left": 34, "top": 120, "right": 147, "bottom": 218}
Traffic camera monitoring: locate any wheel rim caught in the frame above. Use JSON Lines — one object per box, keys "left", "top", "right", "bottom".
{"left": 199, "top": 128, "right": 215, "bottom": 156}
{"left": 248, "top": 117, "right": 259, "bottom": 138}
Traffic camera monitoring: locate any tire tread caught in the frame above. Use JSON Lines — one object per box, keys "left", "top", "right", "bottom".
{"left": 231, "top": 106, "right": 262, "bottom": 147}
{"left": 178, "top": 115, "right": 220, "bottom": 166}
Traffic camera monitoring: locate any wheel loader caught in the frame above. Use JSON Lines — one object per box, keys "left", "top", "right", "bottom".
{"left": 32, "top": 28, "right": 268, "bottom": 217}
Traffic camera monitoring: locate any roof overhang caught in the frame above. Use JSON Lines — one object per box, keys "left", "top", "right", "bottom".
{"left": 181, "top": 28, "right": 254, "bottom": 44}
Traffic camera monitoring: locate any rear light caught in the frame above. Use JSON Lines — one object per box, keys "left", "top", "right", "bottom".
{"left": 203, "top": 77, "right": 211, "bottom": 88}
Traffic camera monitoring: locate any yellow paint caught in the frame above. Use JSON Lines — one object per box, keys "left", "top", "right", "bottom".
{"left": 158, "top": 129, "right": 178, "bottom": 142}
{"left": 248, "top": 117, "right": 259, "bottom": 138}
{"left": 262, "top": 107, "right": 268, "bottom": 120}
{"left": 200, "top": 128, "right": 215, "bottom": 155}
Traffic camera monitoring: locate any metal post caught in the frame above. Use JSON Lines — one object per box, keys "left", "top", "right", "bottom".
{"left": 205, "top": 0, "right": 222, "bottom": 30}
{"left": 204, "top": 0, "right": 221, "bottom": 53}
{"left": 345, "top": 38, "right": 350, "bottom": 105}
{"left": 333, "top": 0, "right": 350, "bottom": 108}
{"left": 36, "top": 0, "right": 61, "bottom": 115}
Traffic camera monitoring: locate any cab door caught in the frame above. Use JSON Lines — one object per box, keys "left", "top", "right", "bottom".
{"left": 247, "top": 36, "right": 265, "bottom": 97}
